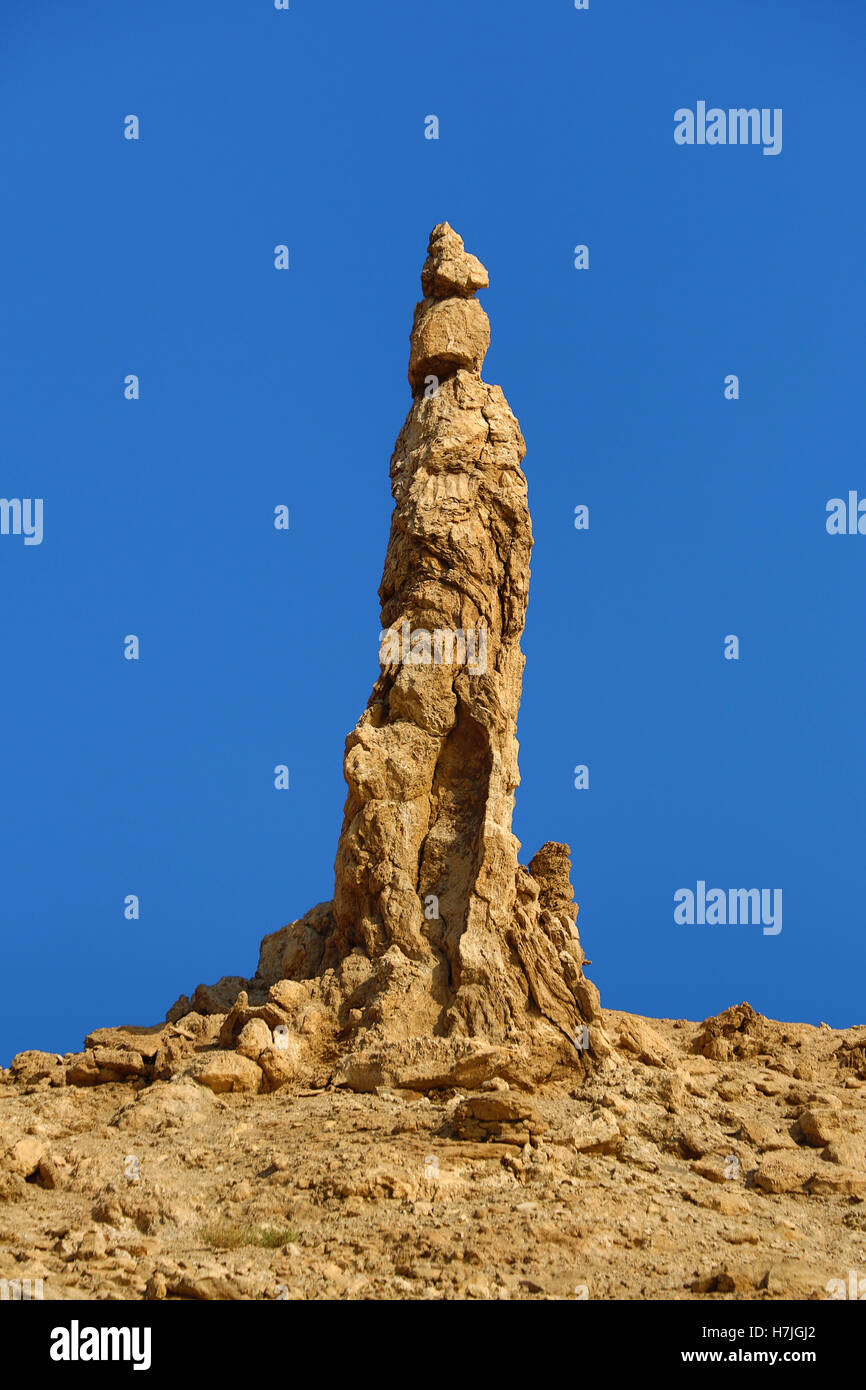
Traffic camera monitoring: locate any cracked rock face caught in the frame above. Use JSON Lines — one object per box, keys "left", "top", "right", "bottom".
{"left": 250, "top": 224, "right": 602, "bottom": 1068}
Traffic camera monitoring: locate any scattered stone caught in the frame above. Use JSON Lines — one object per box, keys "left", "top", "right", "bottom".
{"left": 9, "top": 1137, "right": 45, "bottom": 1178}
{"left": 113, "top": 1078, "right": 215, "bottom": 1133}
{"left": 691, "top": 1188, "right": 752, "bottom": 1215}
{"left": 738, "top": 1117, "right": 795, "bottom": 1151}
{"left": 808, "top": 1168, "right": 866, "bottom": 1198}
{"left": 617, "top": 1020, "right": 676, "bottom": 1068}
{"left": 692, "top": 1155, "right": 733, "bottom": 1185}
{"left": 236, "top": 1018, "right": 273, "bottom": 1061}
{"left": 798, "top": 1106, "right": 843, "bottom": 1147}
{"left": 566, "top": 1113, "right": 621, "bottom": 1155}
{"left": 76, "top": 1229, "right": 108, "bottom": 1261}
{"left": 10, "top": 1051, "right": 65, "bottom": 1085}
{"left": 821, "top": 1135, "right": 866, "bottom": 1168}
{"left": 451, "top": 1093, "right": 545, "bottom": 1144}
{"left": 753, "top": 1151, "right": 819, "bottom": 1195}
{"left": 186, "top": 1052, "right": 263, "bottom": 1095}
{"left": 690, "top": 1262, "right": 758, "bottom": 1294}
{"left": 36, "top": 1156, "right": 61, "bottom": 1190}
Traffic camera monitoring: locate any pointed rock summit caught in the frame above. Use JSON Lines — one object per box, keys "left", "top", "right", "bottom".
{"left": 71, "top": 225, "right": 604, "bottom": 1095}
{"left": 239, "top": 223, "right": 603, "bottom": 1085}
{"left": 409, "top": 223, "right": 491, "bottom": 390}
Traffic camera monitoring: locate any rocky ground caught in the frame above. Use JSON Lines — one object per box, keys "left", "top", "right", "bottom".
{"left": 3, "top": 1003, "right": 865, "bottom": 1302}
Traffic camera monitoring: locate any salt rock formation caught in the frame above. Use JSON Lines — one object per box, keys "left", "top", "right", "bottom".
{"left": 138, "top": 225, "right": 605, "bottom": 1092}
{"left": 227, "top": 223, "right": 605, "bottom": 1084}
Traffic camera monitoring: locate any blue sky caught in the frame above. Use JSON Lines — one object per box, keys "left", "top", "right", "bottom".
{"left": 1, "top": 0, "right": 864, "bottom": 1063}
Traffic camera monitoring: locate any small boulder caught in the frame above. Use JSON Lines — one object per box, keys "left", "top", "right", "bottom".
{"left": 9, "top": 1137, "right": 45, "bottom": 1178}
{"left": 10, "top": 1051, "right": 64, "bottom": 1085}
{"left": 408, "top": 297, "right": 490, "bottom": 391}
{"left": 259, "top": 1045, "right": 301, "bottom": 1092}
{"left": 235, "top": 1017, "right": 273, "bottom": 1061}
{"left": 420, "top": 223, "right": 488, "bottom": 299}
{"left": 187, "top": 1051, "right": 263, "bottom": 1095}
{"left": 808, "top": 1168, "right": 866, "bottom": 1198}
{"left": 753, "top": 1151, "right": 818, "bottom": 1194}
{"left": 76, "top": 1229, "right": 108, "bottom": 1261}
{"left": 798, "top": 1106, "right": 843, "bottom": 1148}
{"left": 567, "top": 1113, "right": 621, "bottom": 1155}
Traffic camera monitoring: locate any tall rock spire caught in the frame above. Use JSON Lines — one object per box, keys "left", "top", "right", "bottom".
{"left": 250, "top": 224, "right": 602, "bottom": 1075}
{"left": 332, "top": 223, "right": 536, "bottom": 1033}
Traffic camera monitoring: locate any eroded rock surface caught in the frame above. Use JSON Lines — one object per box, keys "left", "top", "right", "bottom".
{"left": 3, "top": 1010, "right": 865, "bottom": 1301}
{"left": 5, "top": 225, "right": 861, "bottom": 1302}
{"left": 233, "top": 224, "right": 599, "bottom": 1077}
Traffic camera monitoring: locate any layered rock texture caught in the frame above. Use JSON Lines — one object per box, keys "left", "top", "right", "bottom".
{"left": 230, "top": 222, "right": 602, "bottom": 1084}
{"left": 70, "top": 223, "right": 602, "bottom": 1094}
{"left": 5, "top": 1008, "right": 866, "bottom": 1301}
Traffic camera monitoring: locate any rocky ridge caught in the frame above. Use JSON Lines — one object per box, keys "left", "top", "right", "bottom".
{"left": 3, "top": 1007, "right": 865, "bottom": 1301}
{"left": 2, "top": 227, "right": 863, "bottom": 1300}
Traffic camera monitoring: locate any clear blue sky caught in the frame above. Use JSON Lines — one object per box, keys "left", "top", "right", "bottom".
{"left": 1, "top": 0, "right": 864, "bottom": 1064}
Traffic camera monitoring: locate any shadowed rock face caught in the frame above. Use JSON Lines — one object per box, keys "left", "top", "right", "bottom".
{"left": 333, "top": 224, "right": 531, "bottom": 1029}
{"left": 155, "top": 225, "right": 603, "bottom": 1086}
{"left": 251, "top": 224, "right": 602, "bottom": 1058}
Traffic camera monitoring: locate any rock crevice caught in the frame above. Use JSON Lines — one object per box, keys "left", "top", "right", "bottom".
{"left": 231, "top": 223, "right": 603, "bottom": 1080}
